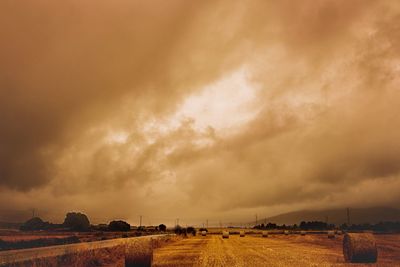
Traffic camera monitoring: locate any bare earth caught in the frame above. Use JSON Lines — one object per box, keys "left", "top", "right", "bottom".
{"left": 153, "top": 234, "right": 400, "bottom": 267}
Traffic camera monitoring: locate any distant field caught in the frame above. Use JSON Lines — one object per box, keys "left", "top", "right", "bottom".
{"left": 153, "top": 233, "right": 400, "bottom": 266}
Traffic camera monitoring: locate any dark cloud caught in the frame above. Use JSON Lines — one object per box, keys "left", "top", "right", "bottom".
{"left": 1, "top": 0, "right": 399, "bottom": 224}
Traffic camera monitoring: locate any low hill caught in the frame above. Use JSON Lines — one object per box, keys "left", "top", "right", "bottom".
{"left": 262, "top": 207, "right": 400, "bottom": 225}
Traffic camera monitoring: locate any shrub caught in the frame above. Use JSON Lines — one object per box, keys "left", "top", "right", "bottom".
{"left": 20, "top": 217, "right": 47, "bottom": 231}
{"left": 63, "top": 212, "right": 90, "bottom": 231}
{"left": 187, "top": 226, "right": 196, "bottom": 236}
{"left": 158, "top": 224, "right": 167, "bottom": 232}
{"left": 174, "top": 225, "right": 187, "bottom": 236}
{"left": 108, "top": 220, "right": 131, "bottom": 231}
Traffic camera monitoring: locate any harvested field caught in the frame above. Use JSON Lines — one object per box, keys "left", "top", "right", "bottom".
{"left": 153, "top": 233, "right": 400, "bottom": 266}
{"left": 0, "top": 234, "right": 178, "bottom": 267}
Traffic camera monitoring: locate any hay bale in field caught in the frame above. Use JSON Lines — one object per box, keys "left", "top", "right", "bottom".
{"left": 300, "top": 231, "right": 306, "bottom": 236}
{"left": 336, "top": 230, "right": 343, "bottom": 235}
{"left": 240, "top": 231, "right": 245, "bottom": 237}
{"left": 222, "top": 231, "right": 229, "bottom": 239}
{"left": 262, "top": 231, "right": 268, "bottom": 237}
{"left": 201, "top": 230, "right": 207, "bottom": 236}
{"left": 284, "top": 230, "right": 289, "bottom": 235}
{"left": 125, "top": 240, "right": 153, "bottom": 267}
{"left": 328, "top": 231, "right": 335, "bottom": 239}
{"left": 343, "top": 233, "right": 377, "bottom": 263}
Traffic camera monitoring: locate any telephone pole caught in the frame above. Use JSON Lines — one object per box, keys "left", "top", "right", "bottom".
{"left": 347, "top": 208, "right": 350, "bottom": 226}
{"left": 255, "top": 214, "right": 258, "bottom": 226}
{"left": 139, "top": 215, "right": 142, "bottom": 227}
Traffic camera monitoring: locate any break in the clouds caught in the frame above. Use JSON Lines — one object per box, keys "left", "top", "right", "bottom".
{"left": 1, "top": 0, "right": 400, "bottom": 225}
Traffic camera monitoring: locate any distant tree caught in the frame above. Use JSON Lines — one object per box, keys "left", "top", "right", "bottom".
{"left": 108, "top": 220, "right": 131, "bottom": 231}
{"left": 174, "top": 225, "right": 188, "bottom": 236}
{"left": 299, "top": 221, "right": 328, "bottom": 230}
{"left": 187, "top": 226, "right": 196, "bottom": 236}
{"left": 63, "top": 212, "right": 90, "bottom": 231}
{"left": 20, "top": 217, "right": 47, "bottom": 231}
{"left": 158, "top": 224, "right": 167, "bottom": 232}
{"left": 266, "top": 223, "right": 277, "bottom": 229}
{"left": 174, "top": 225, "right": 182, "bottom": 235}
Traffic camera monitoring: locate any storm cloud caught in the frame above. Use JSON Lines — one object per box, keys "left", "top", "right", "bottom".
{"left": 1, "top": 0, "right": 400, "bottom": 225}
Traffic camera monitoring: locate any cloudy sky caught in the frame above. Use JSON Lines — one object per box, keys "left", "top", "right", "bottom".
{"left": 1, "top": 0, "right": 400, "bottom": 226}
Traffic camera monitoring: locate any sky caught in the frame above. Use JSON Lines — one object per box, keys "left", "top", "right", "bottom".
{"left": 1, "top": 0, "right": 400, "bottom": 227}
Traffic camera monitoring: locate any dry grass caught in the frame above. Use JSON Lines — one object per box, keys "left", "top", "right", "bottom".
{"left": 2, "top": 245, "right": 126, "bottom": 267}
{"left": 153, "top": 233, "right": 400, "bottom": 266}
{"left": 0, "top": 234, "right": 179, "bottom": 267}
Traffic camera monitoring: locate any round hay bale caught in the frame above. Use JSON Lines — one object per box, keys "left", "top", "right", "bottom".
{"left": 343, "top": 233, "right": 377, "bottom": 263}
{"left": 262, "top": 231, "right": 268, "bottom": 237}
{"left": 284, "top": 230, "right": 289, "bottom": 235}
{"left": 328, "top": 231, "right": 335, "bottom": 239}
{"left": 240, "top": 230, "right": 245, "bottom": 237}
{"left": 201, "top": 230, "right": 207, "bottom": 236}
{"left": 300, "top": 231, "right": 306, "bottom": 236}
{"left": 222, "top": 231, "right": 229, "bottom": 239}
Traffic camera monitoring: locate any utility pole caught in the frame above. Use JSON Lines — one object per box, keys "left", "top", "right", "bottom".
{"left": 255, "top": 214, "right": 258, "bottom": 226}
{"left": 32, "top": 208, "right": 35, "bottom": 218}
{"left": 347, "top": 208, "right": 350, "bottom": 226}
{"left": 139, "top": 215, "right": 142, "bottom": 227}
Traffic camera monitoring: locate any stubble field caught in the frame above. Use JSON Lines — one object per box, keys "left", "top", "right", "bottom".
{"left": 153, "top": 233, "right": 400, "bottom": 267}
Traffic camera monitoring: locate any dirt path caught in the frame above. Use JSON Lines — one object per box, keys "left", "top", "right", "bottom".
{"left": 153, "top": 234, "right": 399, "bottom": 267}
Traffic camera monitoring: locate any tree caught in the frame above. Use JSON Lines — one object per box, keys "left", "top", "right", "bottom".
{"left": 20, "top": 217, "right": 47, "bottom": 231}
{"left": 63, "top": 212, "right": 90, "bottom": 231}
{"left": 174, "top": 225, "right": 187, "bottom": 236}
{"left": 108, "top": 220, "right": 131, "bottom": 231}
{"left": 187, "top": 226, "right": 196, "bottom": 236}
{"left": 158, "top": 224, "right": 167, "bottom": 232}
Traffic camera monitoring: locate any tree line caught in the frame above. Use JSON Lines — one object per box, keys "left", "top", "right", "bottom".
{"left": 253, "top": 221, "right": 400, "bottom": 232}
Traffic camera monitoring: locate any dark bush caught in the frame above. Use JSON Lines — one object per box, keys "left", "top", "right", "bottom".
{"left": 174, "top": 225, "right": 187, "bottom": 236}
{"left": 108, "top": 220, "right": 131, "bottom": 231}
{"left": 63, "top": 212, "right": 90, "bottom": 231}
{"left": 174, "top": 225, "right": 181, "bottom": 234}
{"left": 187, "top": 226, "right": 196, "bottom": 236}
{"left": 158, "top": 224, "right": 167, "bottom": 232}
{"left": 20, "top": 217, "right": 47, "bottom": 231}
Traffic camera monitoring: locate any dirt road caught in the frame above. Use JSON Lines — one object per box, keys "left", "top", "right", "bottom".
{"left": 153, "top": 234, "right": 400, "bottom": 266}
